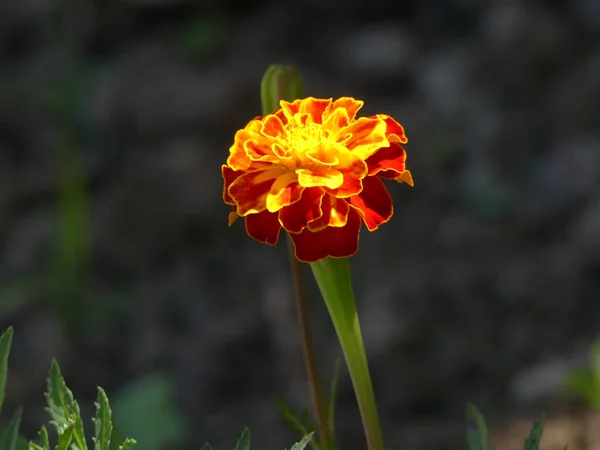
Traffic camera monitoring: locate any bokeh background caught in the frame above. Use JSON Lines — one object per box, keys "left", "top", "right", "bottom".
{"left": 1, "top": 0, "right": 600, "bottom": 449}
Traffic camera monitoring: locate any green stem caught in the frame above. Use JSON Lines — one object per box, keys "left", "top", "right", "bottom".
{"left": 310, "top": 257, "right": 384, "bottom": 450}
{"left": 260, "top": 65, "right": 332, "bottom": 449}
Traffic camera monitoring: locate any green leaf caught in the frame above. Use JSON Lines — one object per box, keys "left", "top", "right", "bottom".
{"left": 290, "top": 433, "right": 314, "bottom": 450}
{"left": 71, "top": 415, "right": 87, "bottom": 450}
{"left": 45, "top": 360, "right": 77, "bottom": 431}
{"left": 94, "top": 388, "right": 113, "bottom": 450}
{"left": 523, "top": 415, "right": 544, "bottom": 450}
{"left": 0, "top": 407, "right": 22, "bottom": 450}
{"left": 275, "top": 398, "right": 312, "bottom": 437}
{"left": 45, "top": 360, "right": 87, "bottom": 450}
{"left": 233, "top": 428, "right": 250, "bottom": 450}
{"left": 117, "top": 440, "right": 135, "bottom": 450}
{"left": 36, "top": 427, "right": 50, "bottom": 450}
{"left": 466, "top": 403, "right": 489, "bottom": 450}
{"left": 56, "top": 425, "right": 75, "bottom": 450}
{"left": 0, "top": 327, "right": 14, "bottom": 413}
{"left": 327, "top": 359, "right": 341, "bottom": 438}
{"left": 111, "top": 374, "right": 185, "bottom": 450}
{"left": 200, "top": 444, "right": 212, "bottom": 450}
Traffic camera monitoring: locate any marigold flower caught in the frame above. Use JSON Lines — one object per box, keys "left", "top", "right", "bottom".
{"left": 222, "top": 97, "right": 413, "bottom": 263}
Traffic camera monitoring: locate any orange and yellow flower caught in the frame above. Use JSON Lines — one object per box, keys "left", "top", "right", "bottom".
{"left": 222, "top": 97, "right": 413, "bottom": 263}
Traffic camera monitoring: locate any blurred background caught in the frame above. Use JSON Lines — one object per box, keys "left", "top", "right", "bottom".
{"left": 1, "top": 0, "right": 600, "bottom": 449}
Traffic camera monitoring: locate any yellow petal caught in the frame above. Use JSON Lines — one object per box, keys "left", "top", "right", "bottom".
{"left": 266, "top": 172, "right": 304, "bottom": 213}
{"left": 296, "top": 168, "right": 344, "bottom": 189}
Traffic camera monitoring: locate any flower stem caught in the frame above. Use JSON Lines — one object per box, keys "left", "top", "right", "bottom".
{"left": 310, "top": 257, "right": 384, "bottom": 450}
{"left": 260, "top": 65, "right": 332, "bottom": 449}
{"left": 287, "top": 237, "right": 333, "bottom": 450}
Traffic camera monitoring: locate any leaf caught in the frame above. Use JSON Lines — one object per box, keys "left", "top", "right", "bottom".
{"left": 71, "top": 415, "right": 87, "bottom": 450}
{"left": 36, "top": 427, "right": 50, "bottom": 450}
{"left": 45, "top": 360, "right": 87, "bottom": 450}
{"left": 45, "top": 360, "right": 77, "bottom": 431}
{"left": 466, "top": 403, "right": 489, "bottom": 450}
{"left": 275, "top": 398, "right": 312, "bottom": 437}
{"left": 56, "top": 425, "right": 75, "bottom": 450}
{"left": 111, "top": 374, "right": 185, "bottom": 450}
{"left": 523, "top": 415, "right": 544, "bottom": 450}
{"left": 117, "top": 440, "right": 135, "bottom": 450}
{"left": 200, "top": 444, "right": 212, "bottom": 450}
{"left": 327, "top": 359, "right": 341, "bottom": 438}
{"left": 0, "top": 327, "right": 14, "bottom": 412}
{"left": 94, "top": 388, "right": 113, "bottom": 450}
{"left": 0, "top": 407, "right": 22, "bottom": 450}
{"left": 233, "top": 428, "right": 250, "bottom": 450}
{"left": 290, "top": 432, "right": 314, "bottom": 450}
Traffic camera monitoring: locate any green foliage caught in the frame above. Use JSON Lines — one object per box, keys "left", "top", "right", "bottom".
{"left": 275, "top": 399, "right": 316, "bottom": 450}
{"left": 0, "top": 408, "right": 23, "bottom": 450}
{"left": 326, "top": 360, "right": 341, "bottom": 441}
{"left": 110, "top": 373, "right": 186, "bottom": 450}
{"left": 233, "top": 429, "right": 250, "bottom": 450}
{"left": 0, "top": 327, "right": 14, "bottom": 412}
{"left": 465, "top": 404, "right": 489, "bottom": 450}
{"left": 42, "top": 359, "right": 136, "bottom": 450}
{"left": 523, "top": 415, "right": 544, "bottom": 450}
{"left": 564, "top": 340, "right": 600, "bottom": 408}
{"left": 466, "top": 405, "right": 549, "bottom": 450}
{"left": 289, "top": 432, "right": 314, "bottom": 450}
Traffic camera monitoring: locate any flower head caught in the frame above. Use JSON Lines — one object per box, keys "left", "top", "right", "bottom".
{"left": 222, "top": 97, "right": 413, "bottom": 263}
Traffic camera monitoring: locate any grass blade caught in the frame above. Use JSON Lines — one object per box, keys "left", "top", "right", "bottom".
{"left": 0, "top": 328, "right": 14, "bottom": 413}
{"left": 466, "top": 403, "right": 489, "bottom": 450}
{"left": 233, "top": 428, "right": 250, "bottom": 450}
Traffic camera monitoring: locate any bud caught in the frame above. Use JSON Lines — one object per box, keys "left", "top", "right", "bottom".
{"left": 260, "top": 65, "right": 304, "bottom": 115}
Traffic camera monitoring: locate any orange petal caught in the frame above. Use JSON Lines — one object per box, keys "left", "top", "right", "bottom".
{"left": 365, "top": 143, "right": 407, "bottom": 177}
{"left": 371, "top": 114, "right": 408, "bottom": 144}
{"left": 342, "top": 117, "right": 389, "bottom": 160}
{"left": 222, "top": 165, "right": 244, "bottom": 205}
{"left": 279, "top": 187, "right": 325, "bottom": 233}
{"left": 266, "top": 172, "right": 304, "bottom": 212}
{"left": 328, "top": 97, "right": 364, "bottom": 122}
{"left": 261, "top": 114, "right": 287, "bottom": 139}
{"left": 228, "top": 167, "right": 286, "bottom": 215}
{"left": 323, "top": 154, "right": 367, "bottom": 198}
{"left": 300, "top": 98, "right": 332, "bottom": 124}
{"left": 322, "top": 105, "right": 350, "bottom": 132}
{"left": 290, "top": 208, "right": 362, "bottom": 263}
{"left": 245, "top": 210, "right": 281, "bottom": 245}
{"left": 396, "top": 170, "right": 414, "bottom": 186}
{"left": 280, "top": 99, "right": 303, "bottom": 123}
{"left": 348, "top": 176, "right": 394, "bottom": 231}
{"left": 228, "top": 209, "right": 239, "bottom": 226}
{"left": 297, "top": 168, "right": 344, "bottom": 189}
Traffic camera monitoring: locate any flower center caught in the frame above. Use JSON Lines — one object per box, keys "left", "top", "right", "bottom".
{"left": 286, "top": 123, "right": 325, "bottom": 154}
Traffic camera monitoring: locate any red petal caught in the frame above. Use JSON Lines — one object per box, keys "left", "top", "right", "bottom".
{"left": 348, "top": 176, "right": 394, "bottom": 231}
{"left": 222, "top": 165, "right": 244, "bottom": 204}
{"left": 365, "top": 143, "right": 407, "bottom": 177}
{"left": 307, "top": 195, "right": 349, "bottom": 231}
{"left": 245, "top": 210, "right": 281, "bottom": 245}
{"left": 228, "top": 167, "right": 285, "bottom": 215}
{"left": 290, "top": 208, "right": 362, "bottom": 262}
{"left": 279, "top": 187, "right": 325, "bottom": 233}
{"left": 370, "top": 114, "right": 408, "bottom": 144}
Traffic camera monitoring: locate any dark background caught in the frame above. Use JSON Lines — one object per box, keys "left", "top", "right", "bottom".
{"left": 1, "top": 0, "right": 600, "bottom": 449}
